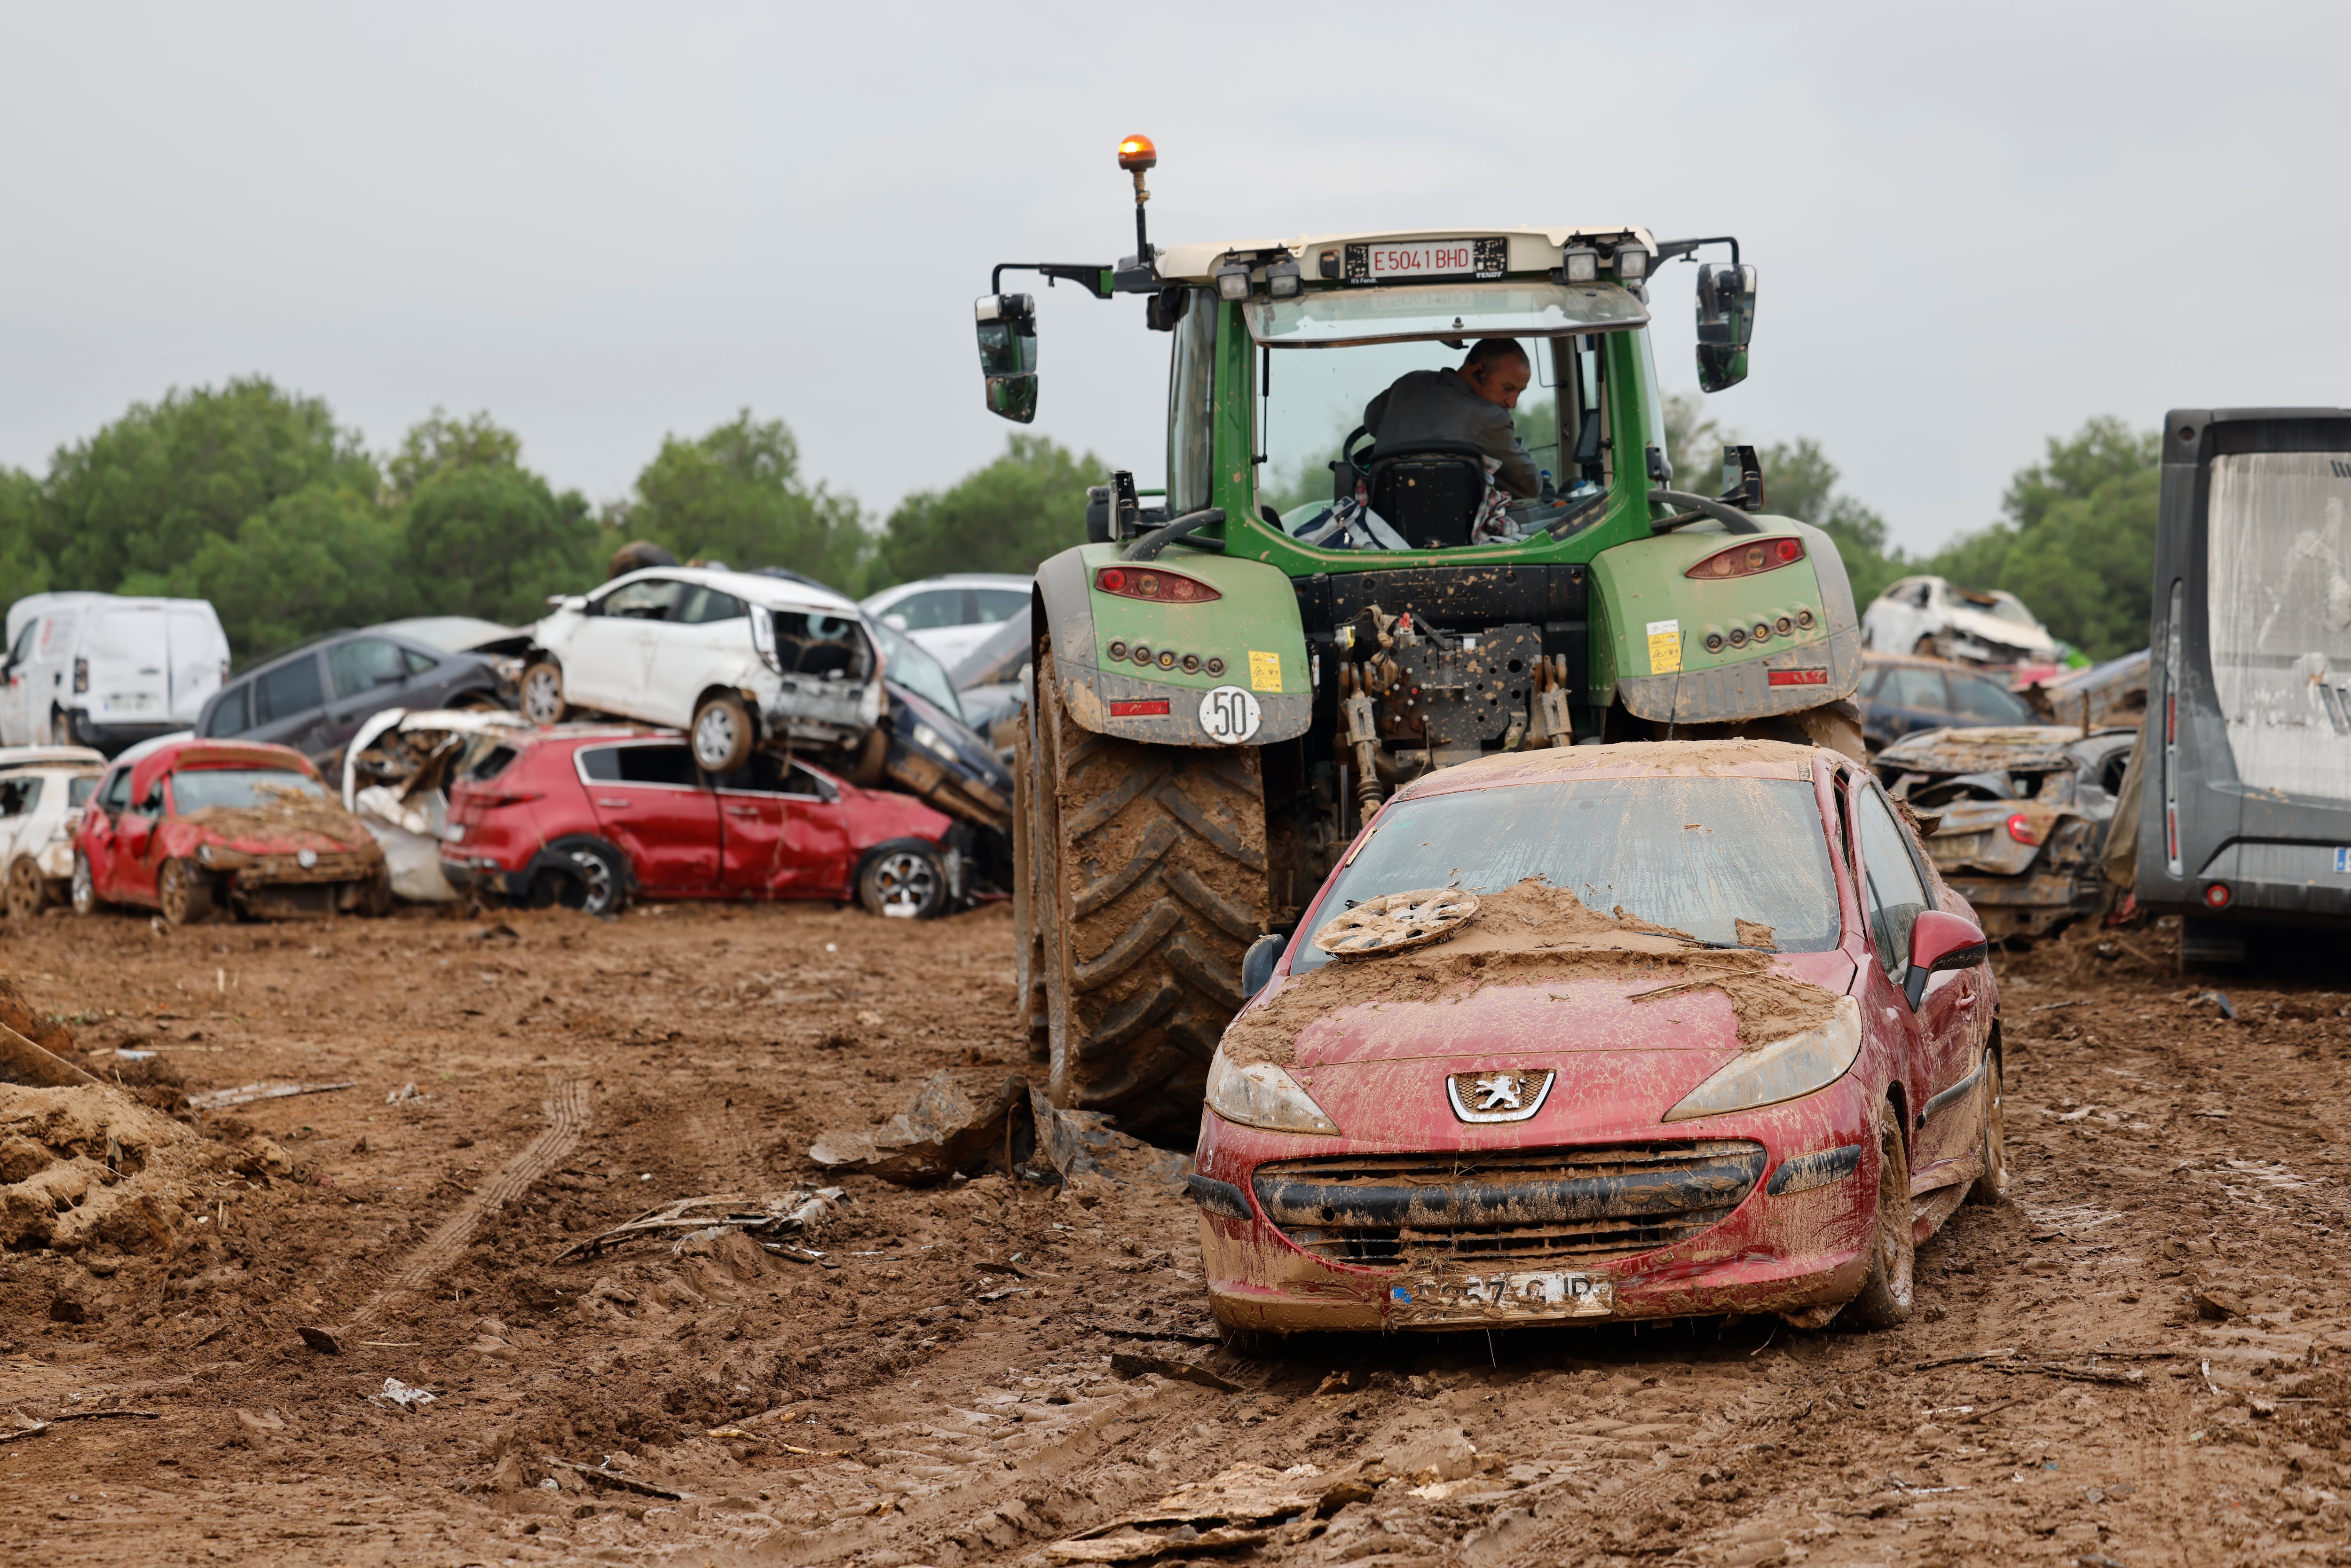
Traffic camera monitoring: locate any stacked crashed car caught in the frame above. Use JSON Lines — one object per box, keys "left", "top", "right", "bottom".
{"left": 74, "top": 737, "right": 389, "bottom": 924}
{"left": 520, "top": 567, "right": 883, "bottom": 774}
{"left": 1191, "top": 740, "right": 2000, "bottom": 1337}
{"left": 1876, "top": 725, "right": 2139, "bottom": 940}
{"left": 440, "top": 726, "right": 971, "bottom": 918}
{"left": 0, "top": 745, "right": 106, "bottom": 920}
{"left": 1862, "top": 576, "right": 2059, "bottom": 667}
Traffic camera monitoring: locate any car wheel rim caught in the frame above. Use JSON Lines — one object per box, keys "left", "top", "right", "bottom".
{"left": 567, "top": 851, "right": 614, "bottom": 914}
{"left": 872, "top": 851, "right": 936, "bottom": 916}
{"left": 694, "top": 709, "right": 738, "bottom": 767}
{"left": 522, "top": 672, "right": 560, "bottom": 724}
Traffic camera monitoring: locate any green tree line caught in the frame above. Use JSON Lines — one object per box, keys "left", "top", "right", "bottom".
{"left": 0, "top": 373, "right": 2159, "bottom": 666}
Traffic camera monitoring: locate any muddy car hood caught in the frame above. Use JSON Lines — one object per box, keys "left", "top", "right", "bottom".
{"left": 1223, "top": 883, "right": 1854, "bottom": 1080}
{"left": 1877, "top": 724, "right": 2091, "bottom": 775}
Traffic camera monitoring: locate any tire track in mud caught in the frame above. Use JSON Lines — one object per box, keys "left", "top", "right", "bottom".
{"left": 347, "top": 1076, "right": 591, "bottom": 1325}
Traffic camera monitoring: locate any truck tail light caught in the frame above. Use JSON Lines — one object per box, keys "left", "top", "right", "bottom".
{"left": 1096, "top": 566, "right": 1221, "bottom": 603}
{"left": 2204, "top": 882, "right": 2232, "bottom": 909}
{"left": 2005, "top": 812, "right": 2042, "bottom": 846}
{"left": 1687, "top": 536, "right": 1804, "bottom": 580}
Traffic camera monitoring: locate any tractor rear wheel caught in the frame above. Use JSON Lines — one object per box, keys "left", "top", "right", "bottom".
{"left": 1030, "top": 653, "right": 1268, "bottom": 1141}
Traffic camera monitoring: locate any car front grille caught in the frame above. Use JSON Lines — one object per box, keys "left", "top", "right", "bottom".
{"left": 1252, "top": 1141, "right": 1767, "bottom": 1268}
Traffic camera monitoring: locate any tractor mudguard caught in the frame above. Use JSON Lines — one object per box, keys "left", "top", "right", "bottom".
{"left": 1035, "top": 542, "right": 1312, "bottom": 748}
{"left": 1595, "top": 518, "right": 1862, "bottom": 725}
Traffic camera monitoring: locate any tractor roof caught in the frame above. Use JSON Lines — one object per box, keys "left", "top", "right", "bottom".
{"left": 1153, "top": 225, "right": 1658, "bottom": 284}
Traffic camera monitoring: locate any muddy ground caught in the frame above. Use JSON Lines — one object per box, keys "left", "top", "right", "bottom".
{"left": 3, "top": 898, "right": 2350, "bottom": 1567}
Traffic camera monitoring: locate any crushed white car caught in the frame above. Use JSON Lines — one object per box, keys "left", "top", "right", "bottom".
{"left": 0, "top": 745, "right": 107, "bottom": 919}
{"left": 342, "top": 708, "right": 533, "bottom": 901}
{"left": 519, "top": 567, "right": 886, "bottom": 774}
{"left": 1862, "top": 575, "right": 2059, "bottom": 667}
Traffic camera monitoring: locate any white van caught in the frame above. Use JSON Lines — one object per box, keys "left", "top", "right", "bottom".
{"left": 0, "top": 593, "right": 230, "bottom": 755}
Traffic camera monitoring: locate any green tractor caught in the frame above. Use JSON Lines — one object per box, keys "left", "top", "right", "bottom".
{"left": 981, "top": 134, "right": 1863, "bottom": 1139}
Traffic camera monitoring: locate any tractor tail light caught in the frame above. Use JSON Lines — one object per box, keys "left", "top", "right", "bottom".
{"left": 1687, "top": 536, "right": 1805, "bottom": 580}
{"left": 2005, "top": 812, "right": 2042, "bottom": 846}
{"left": 1095, "top": 567, "right": 1221, "bottom": 604}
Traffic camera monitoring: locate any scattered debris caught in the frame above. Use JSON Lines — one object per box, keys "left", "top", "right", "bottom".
{"left": 545, "top": 1457, "right": 686, "bottom": 1501}
{"left": 2202, "top": 990, "right": 2237, "bottom": 1021}
{"left": 1, "top": 1017, "right": 98, "bottom": 1089}
{"left": 1028, "top": 1085, "right": 1194, "bottom": 1194}
{"left": 385, "top": 1082, "right": 426, "bottom": 1103}
{"left": 810, "top": 1072, "right": 1031, "bottom": 1183}
{"left": 1081, "top": 1319, "right": 1223, "bottom": 1345}
{"left": 297, "top": 1325, "right": 344, "bottom": 1355}
{"left": 1046, "top": 1463, "right": 1356, "bottom": 1561}
{"left": 187, "top": 1080, "right": 358, "bottom": 1112}
{"left": 551, "top": 1190, "right": 840, "bottom": 1264}
{"left": 2194, "top": 1287, "right": 2245, "bottom": 1322}
{"left": 1109, "top": 1352, "right": 1240, "bottom": 1393}
{"left": 375, "top": 1378, "right": 437, "bottom": 1411}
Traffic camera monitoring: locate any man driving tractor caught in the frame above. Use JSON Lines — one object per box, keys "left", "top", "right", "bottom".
{"left": 1362, "top": 338, "right": 1543, "bottom": 501}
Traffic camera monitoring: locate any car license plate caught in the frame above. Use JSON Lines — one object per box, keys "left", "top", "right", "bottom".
{"left": 1393, "top": 1269, "right": 1613, "bottom": 1322}
{"left": 1346, "top": 237, "right": 1508, "bottom": 284}
{"left": 107, "top": 692, "right": 159, "bottom": 713}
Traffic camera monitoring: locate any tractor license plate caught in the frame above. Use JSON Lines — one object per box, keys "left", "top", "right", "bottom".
{"left": 1393, "top": 1269, "right": 1613, "bottom": 1322}
{"left": 1347, "top": 237, "right": 1508, "bottom": 284}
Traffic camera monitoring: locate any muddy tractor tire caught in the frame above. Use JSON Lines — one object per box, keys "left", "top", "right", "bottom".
{"left": 1966, "top": 1049, "right": 2008, "bottom": 1206}
{"left": 1030, "top": 653, "right": 1267, "bottom": 1140}
{"left": 691, "top": 692, "right": 755, "bottom": 773}
{"left": 856, "top": 839, "right": 948, "bottom": 920}
{"left": 5, "top": 857, "right": 50, "bottom": 922}
{"left": 157, "top": 859, "right": 214, "bottom": 927}
{"left": 1845, "top": 1101, "right": 1917, "bottom": 1329}
{"left": 519, "top": 662, "right": 570, "bottom": 725}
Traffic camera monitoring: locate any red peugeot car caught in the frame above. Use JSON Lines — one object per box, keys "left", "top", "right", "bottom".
{"left": 439, "top": 726, "right": 966, "bottom": 918}
{"left": 74, "top": 736, "right": 389, "bottom": 924}
{"left": 1190, "top": 739, "right": 1999, "bottom": 1339}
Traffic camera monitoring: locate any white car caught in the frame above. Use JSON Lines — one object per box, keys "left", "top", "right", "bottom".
{"left": 1, "top": 592, "right": 231, "bottom": 753}
{"left": 0, "top": 745, "right": 106, "bottom": 920}
{"left": 860, "top": 574, "right": 1031, "bottom": 669}
{"left": 1862, "top": 576, "right": 2059, "bottom": 667}
{"left": 521, "top": 567, "right": 885, "bottom": 773}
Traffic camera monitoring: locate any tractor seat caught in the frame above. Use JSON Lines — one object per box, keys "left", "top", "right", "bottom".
{"left": 1364, "top": 440, "right": 1491, "bottom": 551}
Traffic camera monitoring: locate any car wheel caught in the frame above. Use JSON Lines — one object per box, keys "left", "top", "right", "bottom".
{"left": 531, "top": 842, "right": 628, "bottom": 917}
{"left": 1966, "top": 1051, "right": 2008, "bottom": 1206}
{"left": 857, "top": 840, "right": 946, "bottom": 920}
{"left": 5, "top": 857, "right": 49, "bottom": 921}
{"left": 519, "top": 662, "right": 569, "bottom": 725}
{"left": 158, "top": 859, "right": 215, "bottom": 927}
{"left": 1845, "top": 1101, "right": 1916, "bottom": 1329}
{"left": 70, "top": 851, "right": 98, "bottom": 916}
{"left": 691, "top": 693, "right": 755, "bottom": 773}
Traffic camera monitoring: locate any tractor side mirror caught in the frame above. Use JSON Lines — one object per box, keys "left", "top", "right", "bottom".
{"left": 1904, "top": 909, "right": 1988, "bottom": 1010}
{"left": 1695, "top": 262, "right": 1757, "bottom": 393}
{"left": 976, "top": 293, "right": 1039, "bottom": 424}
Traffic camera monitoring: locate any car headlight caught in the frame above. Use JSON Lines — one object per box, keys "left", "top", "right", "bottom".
{"left": 1205, "top": 1052, "right": 1340, "bottom": 1136}
{"left": 197, "top": 843, "right": 215, "bottom": 866}
{"left": 749, "top": 610, "right": 782, "bottom": 673}
{"left": 1661, "top": 996, "right": 1863, "bottom": 1122}
{"left": 911, "top": 721, "right": 956, "bottom": 760}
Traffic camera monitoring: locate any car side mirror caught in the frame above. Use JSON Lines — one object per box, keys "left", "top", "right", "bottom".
{"left": 1240, "top": 933, "right": 1285, "bottom": 1003}
{"left": 1904, "top": 909, "right": 1988, "bottom": 1010}
{"left": 884, "top": 613, "right": 909, "bottom": 631}
{"left": 1695, "top": 262, "right": 1757, "bottom": 393}
{"left": 975, "top": 292, "right": 1039, "bottom": 424}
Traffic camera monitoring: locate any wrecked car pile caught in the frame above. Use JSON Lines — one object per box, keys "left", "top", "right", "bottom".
{"left": 1878, "top": 723, "right": 2138, "bottom": 940}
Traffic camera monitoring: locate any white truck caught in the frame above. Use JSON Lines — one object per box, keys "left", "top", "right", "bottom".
{"left": 1, "top": 593, "right": 231, "bottom": 755}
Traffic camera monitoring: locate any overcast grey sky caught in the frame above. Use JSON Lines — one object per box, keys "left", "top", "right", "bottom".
{"left": 2, "top": 2, "right": 2345, "bottom": 553}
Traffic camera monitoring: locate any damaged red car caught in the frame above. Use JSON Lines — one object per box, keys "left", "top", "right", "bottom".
{"left": 439, "top": 726, "right": 970, "bottom": 918}
{"left": 73, "top": 736, "right": 390, "bottom": 924}
{"left": 1191, "top": 740, "right": 2001, "bottom": 1339}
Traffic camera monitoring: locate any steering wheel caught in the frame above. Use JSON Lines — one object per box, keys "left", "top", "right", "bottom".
{"left": 1341, "top": 425, "right": 1376, "bottom": 468}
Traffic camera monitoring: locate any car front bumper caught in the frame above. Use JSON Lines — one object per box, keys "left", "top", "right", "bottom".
{"left": 1191, "top": 1067, "right": 1882, "bottom": 1335}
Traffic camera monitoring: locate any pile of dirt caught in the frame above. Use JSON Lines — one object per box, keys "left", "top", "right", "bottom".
{"left": 1222, "top": 878, "right": 1842, "bottom": 1066}
{"left": 0, "top": 1080, "right": 222, "bottom": 1253}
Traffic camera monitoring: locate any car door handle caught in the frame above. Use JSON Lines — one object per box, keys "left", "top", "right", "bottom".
{"left": 595, "top": 798, "right": 631, "bottom": 808}
{"left": 724, "top": 805, "right": 761, "bottom": 818}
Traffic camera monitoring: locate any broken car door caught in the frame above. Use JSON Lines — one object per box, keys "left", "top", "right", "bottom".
{"left": 575, "top": 741, "right": 719, "bottom": 893}
{"left": 1854, "top": 781, "right": 1973, "bottom": 1195}
{"left": 110, "top": 771, "right": 166, "bottom": 903}
{"left": 81, "top": 766, "right": 131, "bottom": 897}
{"left": 716, "top": 755, "right": 852, "bottom": 897}
{"left": 567, "top": 578, "right": 683, "bottom": 719}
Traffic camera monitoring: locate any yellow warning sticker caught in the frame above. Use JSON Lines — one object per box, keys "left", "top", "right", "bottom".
{"left": 1646, "top": 619, "right": 1683, "bottom": 675}
{"left": 1247, "top": 650, "right": 1282, "bottom": 692}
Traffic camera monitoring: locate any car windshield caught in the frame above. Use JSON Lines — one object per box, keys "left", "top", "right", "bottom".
{"left": 171, "top": 768, "right": 327, "bottom": 812}
{"left": 1293, "top": 776, "right": 1840, "bottom": 975}
{"left": 873, "top": 621, "right": 966, "bottom": 725}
